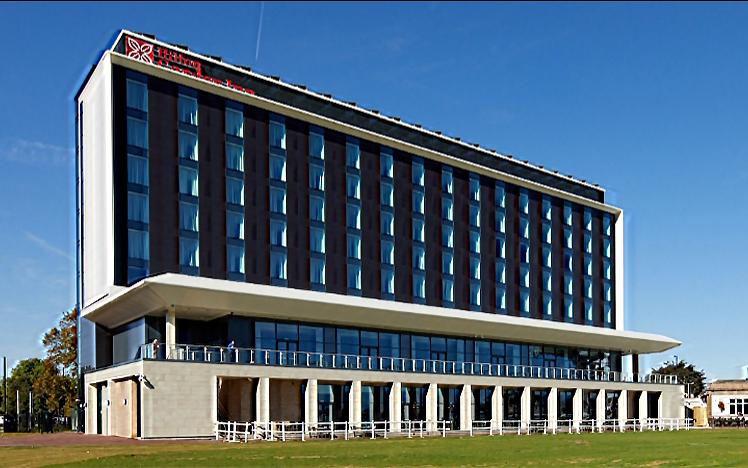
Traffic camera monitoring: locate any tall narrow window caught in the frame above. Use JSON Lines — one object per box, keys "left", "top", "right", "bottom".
{"left": 583, "top": 207, "right": 593, "bottom": 323}
{"left": 495, "top": 181, "right": 506, "bottom": 313}
{"left": 563, "top": 201, "right": 574, "bottom": 321}
{"left": 380, "top": 148, "right": 395, "bottom": 299}
{"left": 469, "top": 173, "right": 481, "bottom": 309}
{"left": 603, "top": 213, "right": 614, "bottom": 326}
{"left": 126, "top": 73, "right": 149, "bottom": 284}
{"left": 310, "top": 126, "right": 326, "bottom": 291}
{"left": 178, "top": 89, "right": 199, "bottom": 276}
{"left": 412, "top": 157, "right": 426, "bottom": 302}
{"left": 519, "top": 188, "right": 530, "bottom": 316}
{"left": 441, "top": 166, "right": 454, "bottom": 305}
{"left": 346, "top": 137, "right": 361, "bottom": 294}
{"left": 226, "top": 102, "right": 245, "bottom": 280}
{"left": 269, "top": 114, "right": 287, "bottom": 285}
{"left": 542, "top": 195, "right": 553, "bottom": 318}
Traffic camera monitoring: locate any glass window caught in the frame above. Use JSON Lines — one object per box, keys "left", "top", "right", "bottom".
{"left": 413, "top": 245, "right": 425, "bottom": 271}
{"left": 470, "top": 282, "right": 481, "bottom": 306}
{"left": 496, "top": 286, "right": 506, "bottom": 310}
{"left": 413, "top": 191, "right": 424, "bottom": 214}
{"left": 126, "top": 79, "right": 148, "bottom": 111}
{"left": 381, "top": 211, "right": 394, "bottom": 236}
{"left": 227, "top": 211, "right": 244, "bottom": 239}
{"left": 564, "top": 228, "right": 572, "bottom": 249}
{"left": 543, "top": 293, "right": 552, "bottom": 316}
{"left": 381, "top": 240, "right": 394, "bottom": 265}
{"left": 470, "top": 230, "right": 480, "bottom": 253}
{"left": 228, "top": 245, "right": 244, "bottom": 274}
{"left": 442, "top": 224, "right": 453, "bottom": 248}
{"left": 270, "top": 155, "right": 286, "bottom": 181}
{"left": 604, "top": 239, "right": 611, "bottom": 258}
{"left": 542, "top": 222, "right": 551, "bottom": 244}
{"left": 565, "top": 296, "right": 574, "bottom": 318}
{"left": 382, "top": 269, "right": 394, "bottom": 295}
{"left": 348, "top": 263, "right": 361, "bottom": 290}
{"left": 603, "top": 215, "right": 612, "bottom": 236}
{"left": 178, "top": 131, "right": 197, "bottom": 160}
{"left": 412, "top": 218, "right": 424, "bottom": 242}
{"left": 496, "top": 211, "right": 506, "bottom": 233}
{"left": 346, "top": 142, "right": 360, "bottom": 168}
{"left": 442, "top": 251, "right": 453, "bottom": 275}
{"left": 178, "top": 95, "right": 198, "bottom": 125}
{"left": 225, "top": 107, "right": 243, "bottom": 138}
{"left": 442, "top": 197, "right": 453, "bottom": 221}
{"left": 311, "top": 226, "right": 325, "bottom": 253}
{"left": 584, "top": 208, "right": 592, "bottom": 231}
{"left": 564, "top": 252, "right": 573, "bottom": 272}
{"left": 542, "top": 197, "right": 552, "bottom": 220}
{"left": 497, "top": 237, "right": 505, "bottom": 258}
{"left": 584, "top": 278, "right": 592, "bottom": 298}
{"left": 127, "top": 117, "right": 148, "bottom": 148}
{"left": 271, "top": 251, "right": 287, "bottom": 279}
{"left": 521, "top": 290, "right": 530, "bottom": 313}
{"left": 346, "top": 204, "right": 360, "bottom": 229}
{"left": 495, "top": 182, "right": 505, "bottom": 208}
{"left": 226, "top": 177, "right": 244, "bottom": 205}
{"left": 380, "top": 152, "right": 393, "bottom": 178}
{"left": 180, "top": 237, "right": 199, "bottom": 267}
{"left": 128, "top": 229, "right": 149, "bottom": 260}
{"left": 270, "top": 187, "right": 286, "bottom": 214}
{"left": 310, "top": 164, "right": 325, "bottom": 191}
{"left": 496, "top": 260, "right": 506, "bottom": 284}
{"left": 413, "top": 273, "right": 425, "bottom": 299}
{"left": 179, "top": 202, "right": 199, "bottom": 232}
{"left": 127, "top": 154, "right": 148, "bottom": 186}
{"left": 269, "top": 119, "right": 286, "bottom": 149}
{"left": 347, "top": 174, "right": 360, "bottom": 199}
{"left": 520, "top": 241, "right": 529, "bottom": 263}
{"left": 604, "top": 282, "right": 612, "bottom": 302}
{"left": 564, "top": 203, "right": 573, "bottom": 226}
{"left": 603, "top": 259, "right": 612, "bottom": 280}
{"left": 469, "top": 175, "right": 480, "bottom": 201}
{"left": 270, "top": 220, "right": 286, "bottom": 247}
{"left": 347, "top": 234, "right": 361, "bottom": 259}
{"left": 381, "top": 182, "right": 393, "bottom": 207}
{"left": 565, "top": 276, "right": 573, "bottom": 295}
{"left": 442, "top": 277, "right": 454, "bottom": 303}
{"left": 520, "top": 265, "right": 529, "bottom": 288}
{"left": 310, "top": 131, "right": 324, "bottom": 159}
{"left": 584, "top": 255, "right": 592, "bottom": 276}
{"left": 226, "top": 142, "right": 244, "bottom": 172}
{"left": 604, "top": 303, "right": 612, "bottom": 324}
{"left": 470, "top": 256, "right": 480, "bottom": 279}
{"left": 127, "top": 192, "right": 148, "bottom": 223}
{"left": 543, "top": 270, "right": 552, "bottom": 291}
{"left": 520, "top": 218, "right": 529, "bottom": 238}
{"left": 179, "top": 166, "right": 199, "bottom": 196}
{"left": 469, "top": 204, "right": 480, "bottom": 227}
{"left": 542, "top": 246, "right": 552, "bottom": 268}
{"left": 584, "top": 233, "right": 592, "bottom": 253}
{"left": 311, "top": 257, "right": 325, "bottom": 284}
{"left": 519, "top": 190, "right": 529, "bottom": 214}
{"left": 442, "top": 168, "right": 453, "bottom": 194}
{"left": 310, "top": 195, "right": 325, "bottom": 221}
{"left": 585, "top": 300, "right": 593, "bottom": 322}
{"left": 412, "top": 160, "right": 424, "bottom": 186}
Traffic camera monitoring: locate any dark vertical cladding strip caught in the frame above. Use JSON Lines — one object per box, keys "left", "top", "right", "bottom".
{"left": 325, "top": 130, "right": 347, "bottom": 295}
{"left": 148, "top": 77, "right": 179, "bottom": 275}
{"left": 592, "top": 211, "right": 604, "bottom": 327}
{"left": 286, "top": 118, "right": 309, "bottom": 290}
{"left": 480, "top": 177, "right": 495, "bottom": 313}
{"left": 452, "top": 168, "right": 469, "bottom": 310}
{"left": 112, "top": 66, "right": 128, "bottom": 286}
{"left": 528, "top": 191, "right": 541, "bottom": 320}
{"left": 198, "top": 92, "right": 226, "bottom": 279}
{"left": 572, "top": 205, "right": 584, "bottom": 325}
{"left": 360, "top": 140, "right": 380, "bottom": 299}
{"left": 245, "top": 106, "right": 269, "bottom": 284}
{"left": 424, "top": 158, "right": 442, "bottom": 307}
{"left": 609, "top": 215, "right": 616, "bottom": 328}
{"left": 393, "top": 150, "right": 412, "bottom": 303}
{"left": 505, "top": 184, "right": 519, "bottom": 316}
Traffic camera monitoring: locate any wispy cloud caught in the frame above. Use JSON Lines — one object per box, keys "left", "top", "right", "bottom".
{"left": 24, "top": 231, "right": 73, "bottom": 261}
{"left": 255, "top": 1, "right": 265, "bottom": 62}
{"left": 0, "top": 138, "right": 72, "bottom": 166}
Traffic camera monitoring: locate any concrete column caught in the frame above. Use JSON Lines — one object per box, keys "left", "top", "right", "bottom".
{"left": 460, "top": 384, "right": 472, "bottom": 431}
{"left": 349, "top": 380, "right": 361, "bottom": 429}
{"left": 638, "top": 391, "right": 649, "bottom": 425}
{"left": 256, "top": 377, "right": 270, "bottom": 425}
{"left": 618, "top": 390, "right": 628, "bottom": 431}
{"left": 520, "top": 386, "right": 531, "bottom": 431}
{"left": 165, "top": 306, "right": 176, "bottom": 359}
{"left": 491, "top": 385, "right": 503, "bottom": 432}
{"left": 304, "top": 379, "right": 317, "bottom": 428}
{"left": 389, "top": 382, "right": 401, "bottom": 432}
{"left": 596, "top": 389, "right": 606, "bottom": 430}
{"left": 657, "top": 392, "right": 663, "bottom": 420}
{"left": 572, "top": 388, "right": 583, "bottom": 430}
{"left": 426, "top": 383, "right": 438, "bottom": 432}
{"left": 104, "top": 380, "right": 112, "bottom": 436}
{"left": 548, "top": 387, "right": 558, "bottom": 432}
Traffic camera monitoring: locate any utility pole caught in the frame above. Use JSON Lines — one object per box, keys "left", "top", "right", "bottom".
{"left": 28, "top": 390, "right": 32, "bottom": 432}
{"left": 3, "top": 356, "right": 6, "bottom": 418}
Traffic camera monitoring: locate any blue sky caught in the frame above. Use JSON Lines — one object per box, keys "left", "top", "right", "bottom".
{"left": 1, "top": 2, "right": 746, "bottom": 379}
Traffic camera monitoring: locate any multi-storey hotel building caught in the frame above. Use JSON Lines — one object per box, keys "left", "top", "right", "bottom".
{"left": 76, "top": 30, "right": 684, "bottom": 438}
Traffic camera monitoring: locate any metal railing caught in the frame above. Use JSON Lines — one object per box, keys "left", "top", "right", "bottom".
{"left": 142, "top": 343, "right": 679, "bottom": 385}
{"left": 216, "top": 417, "right": 694, "bottom": 442}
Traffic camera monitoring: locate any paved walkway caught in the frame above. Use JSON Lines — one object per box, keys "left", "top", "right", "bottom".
{"left": 0, "top": 432, "right": 212, "bottom": 447}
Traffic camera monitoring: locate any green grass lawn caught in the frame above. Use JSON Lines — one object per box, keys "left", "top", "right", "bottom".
{"left": 3, "top": 430, "right": 748, "bottom": 467}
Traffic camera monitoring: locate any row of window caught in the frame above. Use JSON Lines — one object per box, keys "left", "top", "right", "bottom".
{"left": 126, "top": 77, "right": 150, "bottom": 283}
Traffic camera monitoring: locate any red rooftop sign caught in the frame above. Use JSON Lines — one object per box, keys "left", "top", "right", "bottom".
{"left": 124, "top": 35, "right": 255, "bottom": 96}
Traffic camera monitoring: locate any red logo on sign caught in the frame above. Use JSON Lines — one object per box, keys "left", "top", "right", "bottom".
{"left": 126, "top": 36, "right": 154, "bottom": 64}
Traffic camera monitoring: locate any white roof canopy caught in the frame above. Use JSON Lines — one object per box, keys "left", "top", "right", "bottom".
{"left": 83, "top": 273, "right": 679, "bottom": 355}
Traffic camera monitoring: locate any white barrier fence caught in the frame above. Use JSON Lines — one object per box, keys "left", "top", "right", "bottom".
{"left": 215, "top": 418, "right": 693, "bottom": 442}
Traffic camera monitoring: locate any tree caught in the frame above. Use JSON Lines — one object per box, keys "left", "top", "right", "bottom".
{"left": 34, "top": 308, "right": 78, "bottom": 423}
{"left": 651, "top": 360, "right": 706, "bottom": 397}
{"left": 2, "top": 358, "right": 45, "bottom": 430}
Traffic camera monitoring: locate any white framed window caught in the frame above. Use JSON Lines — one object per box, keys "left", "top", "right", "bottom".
{"left": 126, "top": 79, "right": 148, "bottom": 111}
